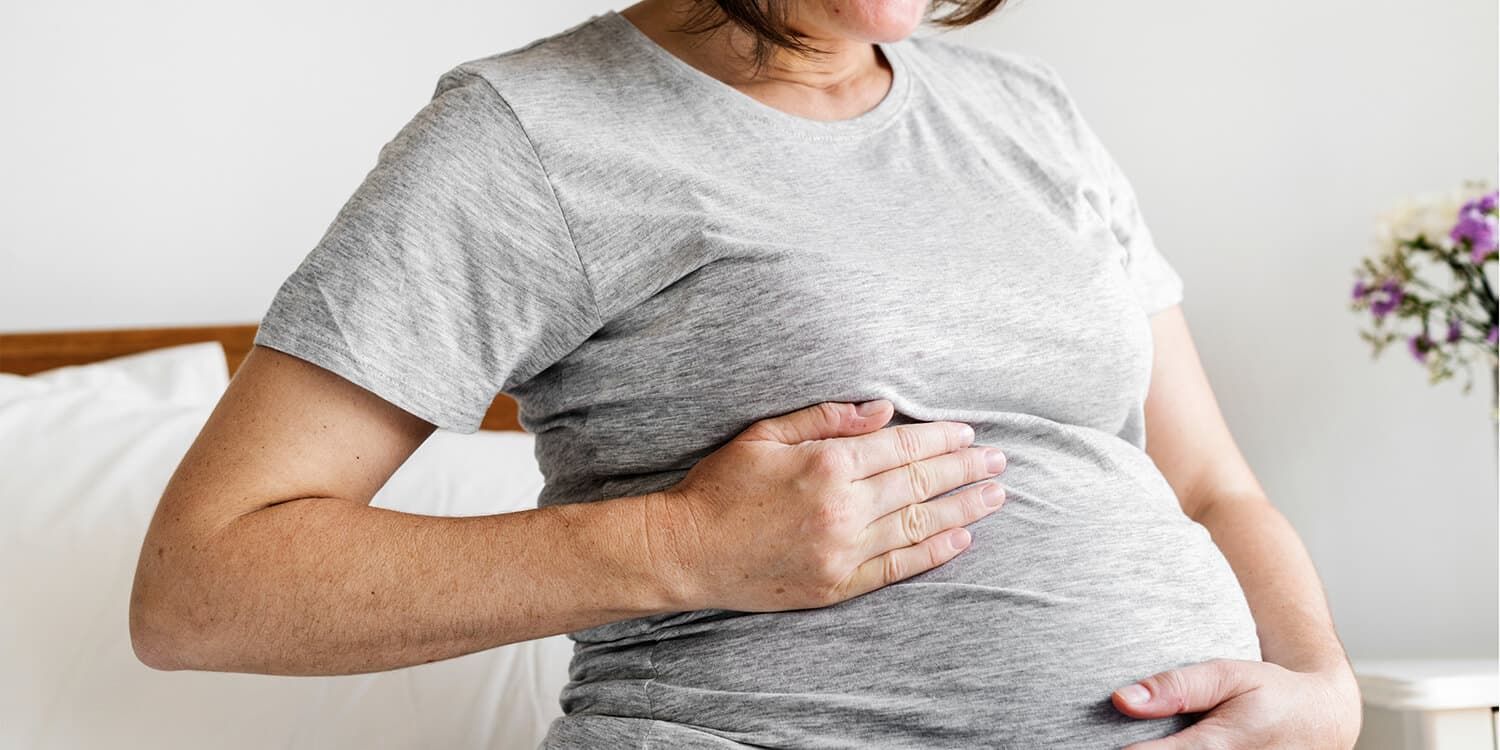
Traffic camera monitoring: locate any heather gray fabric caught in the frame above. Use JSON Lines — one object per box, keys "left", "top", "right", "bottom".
{"left": 253, "top": 9, "right": 1262, "bottom": 748}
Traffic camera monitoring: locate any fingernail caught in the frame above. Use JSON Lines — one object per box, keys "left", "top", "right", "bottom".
{"left": 1116, "top": 683, "right": 1151, "bottom": 705}
{"left": 856, "top": 400, "right": 885, "bottom": 417}
{"left": 948, "top": 528, "right": 971, "bottom": 551}
{"left": 958, "top": 423, "right": 975, "bottom": 443}
{"left": 980, "top": 482, "right": 1004, "bottom": 508}
{"left": 984, "top": 448, "right": 1007, "bottom": 473}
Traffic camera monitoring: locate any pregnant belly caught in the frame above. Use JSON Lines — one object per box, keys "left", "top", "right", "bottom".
{"left": 551, "top": 424, "right": 1264, "bottom": 749}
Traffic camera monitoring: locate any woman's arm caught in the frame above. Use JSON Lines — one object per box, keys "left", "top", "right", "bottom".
{"left": 130, "top": 345, "right": 1004, "bottom": 676}
{"left": 128, "top": 345, "right": 687, "bottom": 675}
{"left": 1116, "top": 304, "right": 1361, "bottom": 746}
{"left": 1140, "top": 304, "right": 1356, "bottom": 675}
{"left": 1141, "top": 304, "right": 1352, "bottom": 676}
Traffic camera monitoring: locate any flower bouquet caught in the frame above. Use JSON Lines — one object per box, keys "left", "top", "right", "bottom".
{"left": 1350, "top": 179, "right": 1500, "bottom": 421}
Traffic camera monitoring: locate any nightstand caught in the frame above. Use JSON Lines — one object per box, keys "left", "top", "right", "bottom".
{"left": 1352, "top": 658, "right": 1499, "bottom": 749}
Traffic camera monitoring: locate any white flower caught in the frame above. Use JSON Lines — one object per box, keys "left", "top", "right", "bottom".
{"left": 1372, "top": 196, "right": 1424, "bottom": 259}
{"left": 1421, "top": 187, "right": 1467, "bottom": 249}
{"left": 1372, "top": 185, "right": 1492, "bottom": 255}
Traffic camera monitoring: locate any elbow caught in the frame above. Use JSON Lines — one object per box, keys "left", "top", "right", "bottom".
{"left": 130, "top": 487, "right": 278, "bottom": 672}
{"left": 129, "top": 540, "right": 225, "bottom": 672}
{"left": 129, "top": 583, "right": 190, "bottom": 671}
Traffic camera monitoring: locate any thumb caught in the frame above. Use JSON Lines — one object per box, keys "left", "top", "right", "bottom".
{"left": 736, "top": 399, "right": 893, "bottom": 445}
{"left": 1111, "top": 659, "right": 1254, "bottom": 719}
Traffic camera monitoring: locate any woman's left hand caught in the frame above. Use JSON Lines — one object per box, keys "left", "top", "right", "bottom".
{"left": 1109, "top": 657, "right": 1363, "bottom": 749}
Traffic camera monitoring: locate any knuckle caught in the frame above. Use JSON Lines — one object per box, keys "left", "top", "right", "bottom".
{"left": 963, "top": 488, "right": 989, "bottom": 518}
{"left": 899, "top": 503, "right": 929, "bottom": 546}
{"left": 1206, "top": 662, "right": 1236, "bottom": 704}
{"left": 842, "top": 442, "right": 868, "bottom": 473}
{"left": 1156, "top": 672, "right": 1191, "bottom": 713}
{"left": 881, "top": 552, "right": 905, "bottom": 584}
{"left": 807, "top": 446, "right": 849, "bottom": 479}
{"left": 817, "top": 401, "right": 848, "bottom": 424}
{"left": 811, "top": 506, "right": 838, "bottom": 533}
{"left": 895, "top": 425, "right": 923, "bottom": 464}
{"left": 967, "top": 446, "right": 989, "bottom": 478}
{"left": 926, "top": 537, "right": 948, "bottom": 568}
{"left": 903, "top": 460, "right": 932, "bottom": 501}
{"left": 945, "top": 422, "right": 966, "bottom": 452}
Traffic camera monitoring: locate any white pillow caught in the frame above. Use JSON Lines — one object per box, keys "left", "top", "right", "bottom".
{"left": 373, "top": 429, "right": 546, "bottom": 517}
{"left": 0, "top": 340, "right": 230, "bottom": 407}
{"left": 1, "top": 343, "right": 569, "bottom": 750}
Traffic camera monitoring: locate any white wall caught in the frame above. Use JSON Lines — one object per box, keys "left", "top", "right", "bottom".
{"left": 3, "top": 1, "right": 1495, "bottom": 660}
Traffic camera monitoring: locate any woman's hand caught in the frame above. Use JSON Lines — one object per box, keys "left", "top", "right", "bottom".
{"left": 1110, "top": 658, "right": 1363, "bottom": 749}
{"left": 652, "top": 398, "right": 1009, "bottom": 613}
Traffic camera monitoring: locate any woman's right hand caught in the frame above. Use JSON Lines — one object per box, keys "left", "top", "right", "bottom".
{"left": 651, "top": 399, "right": 1009, "bottom": 613}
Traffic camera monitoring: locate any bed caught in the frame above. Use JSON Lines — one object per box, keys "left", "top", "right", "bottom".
{"left": 0, "top": 324, "right": 571, "bottom": 750}
{"left": 0, "top": 323, "right": 526, "bottom": 430}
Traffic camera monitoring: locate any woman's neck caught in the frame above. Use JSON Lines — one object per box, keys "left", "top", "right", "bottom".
{"left": 618, "top": 0, "right": 895, "bottom": 122}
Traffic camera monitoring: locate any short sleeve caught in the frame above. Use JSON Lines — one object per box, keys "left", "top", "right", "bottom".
{"left": 1018, "top": 54, "right": 1186, "bottom": 317}
{"left": 253, "top": 69, "right": 601, "bottom": 434}
{"left": 1088, "top": 128, "right": 1185, "bottom": 317}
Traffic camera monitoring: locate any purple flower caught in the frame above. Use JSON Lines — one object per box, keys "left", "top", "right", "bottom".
{"left": 1408, "top": 334, "right": 1431, "bottom": 362}
{"left": 1351, "top": 279, "right": 1368, "bottom": 300}
{"left": 1369, "top": 279, "right": 1405, "bottom": 318}
{"left": 1474, "top": 238, "right": 1495, "bottom": 263}
{"left": 1453, "top": 195, "right": 1499, "bottom": 263}
{"left": 1489, "top": 326, "right": 1499, "bottom": 345}
{"left": 1475, "top": 190, "right": 1498, "bottom": 214}
{"left": 1453, "top": 215, "right": 1497, "bottom": 261}
{"left": 1446, "top": 317, "right": 1463, "bottom": 343}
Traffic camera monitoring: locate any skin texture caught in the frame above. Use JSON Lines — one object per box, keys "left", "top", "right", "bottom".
{"left": 132, "top": 0, "right": 1362, "bottom": 744}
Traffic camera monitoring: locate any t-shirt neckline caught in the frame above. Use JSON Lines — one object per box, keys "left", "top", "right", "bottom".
{"left": 602, "top": 8, "right": 913, "bottom": 140}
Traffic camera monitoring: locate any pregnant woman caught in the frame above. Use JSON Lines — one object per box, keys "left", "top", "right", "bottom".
{"left": 130, "top": 0, "right": 1362, "bottom": 747}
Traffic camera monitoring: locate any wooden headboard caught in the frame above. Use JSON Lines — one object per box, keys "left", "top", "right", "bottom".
{"left": 0, "top": 324, "right": 525, "bottom": 432}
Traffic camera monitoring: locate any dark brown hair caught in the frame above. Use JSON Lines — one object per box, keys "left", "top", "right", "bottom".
{"left": 672, "top": 0, "right": 1010, "bottom": 74}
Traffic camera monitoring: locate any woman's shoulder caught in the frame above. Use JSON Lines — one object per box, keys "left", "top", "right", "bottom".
{"left": 903, "top": 35, "right": 1076, "bottom": 113}
{"left": 904, "top": 33, "right": 1052, "bottom": 75}
{"left": 449, "top": 16, "right": 606, "bottom": 81}
{"left": 903, "top": 35, "right": 1092, "bottom": 149}
{"left": 427, "top": 12, "right": 658, "bottom": 136}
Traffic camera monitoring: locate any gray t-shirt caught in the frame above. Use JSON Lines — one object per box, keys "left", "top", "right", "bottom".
{"left": 254, "top": 9, "right": 1261, "bottom": 748}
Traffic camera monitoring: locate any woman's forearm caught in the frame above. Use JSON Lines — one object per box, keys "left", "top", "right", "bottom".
{"left": 129, "top": 490, "right": 688, "bottom": 676}
{"left": 1189, "top": 490, "right": 1353, "bottom": 675}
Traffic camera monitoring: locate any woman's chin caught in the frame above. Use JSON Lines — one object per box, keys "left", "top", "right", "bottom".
{"left": 821, "top": 0, "right": 929, "bottom": 43}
